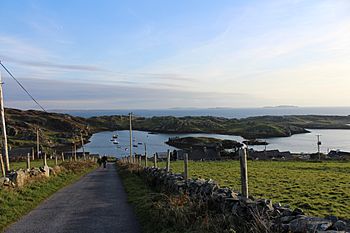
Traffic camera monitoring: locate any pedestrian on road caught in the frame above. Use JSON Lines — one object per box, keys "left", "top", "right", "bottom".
{"left": 102, "top": 156, "right": 107, "bottom": 168}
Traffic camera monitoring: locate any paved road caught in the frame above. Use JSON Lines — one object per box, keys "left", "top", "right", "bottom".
{"left": 5, "top": 163, "right": 141, "bottom": 233}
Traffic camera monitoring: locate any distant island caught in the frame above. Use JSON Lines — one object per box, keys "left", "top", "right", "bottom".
{"left": 5, "top": 108, "right": 350, "bottom": 152}
{"left": 263, "top": 105, "right": 299, "bottom": 108}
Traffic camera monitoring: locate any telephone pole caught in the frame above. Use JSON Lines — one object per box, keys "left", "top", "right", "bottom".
{"left": 144, "top": 143, "right": 147, "bottom": 167}
{"left": 129, "top": 112, "right": 133, "bottom": 163}
{"left": 316, "top": 134, "right": 321, "bottom": 160}
{"left": 0, "top": 71, "right": 9, "bottom": 172}
{"left": 80, "top": 132, "right": 86, "bottom": 160}
{"left": 36, "top": 127, "right": 40, "bottom": 159}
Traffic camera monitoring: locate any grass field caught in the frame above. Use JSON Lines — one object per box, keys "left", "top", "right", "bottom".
{"left": 158, "top": 160, "right": 350, "bottom": 219}
{"left": 10, "top": 159, "right": 58, "bottom": 170}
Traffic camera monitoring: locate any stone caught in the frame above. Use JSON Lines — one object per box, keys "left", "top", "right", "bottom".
{"left": 41, "top": 165, "right": 50, "bottom": 177}
{"left": 325, "top": 215, "right": 338, "bottom": 223}
{"left": 292, "top": 207, "right": 304, "bottom": 215}
{"left": 3, "top": 177, "right": 14, "bottom": 187}
{"left": 280, "top": 207, "right": 293, "bottom": 216}
{"left": 333, "top": 220, "right": 347, "bottom": 231}
{"left": 0, "top": 177, "right": 6, "bottom": 185}
{"left": 289, "top": 216, "right": 333, "bottom": 232}
{"left": 12, "top": 169, "right": 29, "bottom": 187}
{"left": 316, "top": 231, "right": 345, "bottom": 233}
{"left": 280, "top": 215, "right": 297, "bottom": 223}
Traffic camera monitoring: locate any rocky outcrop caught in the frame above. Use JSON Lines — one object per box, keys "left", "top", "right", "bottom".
{"left": 133, "top": 166, "right": 349, "bottom": 233}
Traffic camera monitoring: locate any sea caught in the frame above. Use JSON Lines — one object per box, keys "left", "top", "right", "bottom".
{"left": 68, "top": 107, "right": 350, "bottom": 157}
{"left": 57, "top": 107, "right": 350, "bottom": 118}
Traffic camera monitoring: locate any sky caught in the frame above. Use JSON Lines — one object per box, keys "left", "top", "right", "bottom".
{"left": 0, "top": 0, "right": 350, "bottom": 110}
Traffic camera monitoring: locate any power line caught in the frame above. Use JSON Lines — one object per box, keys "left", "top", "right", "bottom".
{"left": 0, "top": 61, "right": 47, "bottom": 112}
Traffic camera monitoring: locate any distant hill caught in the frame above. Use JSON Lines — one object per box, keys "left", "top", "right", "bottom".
{"left": 4, "top": 108, "right": 350, "bottom": 151}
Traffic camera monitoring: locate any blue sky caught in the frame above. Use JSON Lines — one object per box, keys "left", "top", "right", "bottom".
{"left": 1, "top": 0, "right": 350, "bottom": 109}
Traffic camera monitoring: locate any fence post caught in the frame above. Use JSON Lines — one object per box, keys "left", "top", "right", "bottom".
{"left": 43, "top": 152, "right": 47, "bottom": 167}
{"left": 144, "top": 155, "right": 147, "bottom": 167}
{"left": 31, "top": 147, "right": 35, "bottom": 160}
{"left": 166, "top": 149, "right": 171, "bottom": 172}
{"left": 154, "top": 153, "right": 157, "bottom": 168}
{"left": 55, "top": 155, "right": 58, "bottom": 166}
{"left": 61, "top": 152, "right": 65, "bottom": 162}
{"left": 184, "top": 152, "right": 188, "bottom": 180}
{"left": 27, "top": 153, "right": 31, "bottom": 169}
{"left": 0, "top": 154, "right": 5, "bottom": 177}
{"left": 239, "top": 148, "right": 249, "bottom": 199}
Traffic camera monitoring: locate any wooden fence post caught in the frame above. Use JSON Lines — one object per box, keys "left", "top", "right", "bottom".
{"left": 27, "top": 153, "right": 31, "bottom": 169}
{"left": 239, "top": 148, "right": 249, "bottom": 199}
{"left": 184, "top": 153, "right": 188, "bottom": 180}
{"left": 43, "top": 152, "right": 47, "bottom": 167}
{"left": 154, "top": 153, "right": 157, "bottom": 168}
{"left": 74, "top": 143, "right": 77, "bottom": 161}
{"left": 55, "top": 155, "right": 58, "bottom": 166}
{"left": 0, "top": 153, "right": 5, "bottom": 177}
{"left": 31, "top": 147, "right": 35, "bottom": 160}
{"left": 61, "top": 152, "right": 65, "bottom": 162}
{"left": 166, "top": 149, "right": 171, "bottom": 172}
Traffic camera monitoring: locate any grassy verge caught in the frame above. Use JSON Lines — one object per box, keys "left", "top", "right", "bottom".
{"left": 117, "top": 163, "right": 234, "bottom": 233}
{"left": 158, "top": 160, "right": 350, "bottom": 219}
{"left": 0, "top": 161, "right": 97, "bottom": 231}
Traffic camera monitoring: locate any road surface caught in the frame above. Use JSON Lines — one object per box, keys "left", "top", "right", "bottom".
{"left": 6, "top": 163, "right": 140, "bottom": 233}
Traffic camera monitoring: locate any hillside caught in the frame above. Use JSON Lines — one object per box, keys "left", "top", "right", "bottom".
{"left": 3, "top": 108, "right": 350, "bottom": 151}
{"left": 86, "top": 114, "right": 350, "bottom": 138}
{"left": 5, "top": 108, "right": 91, "bottom": 152}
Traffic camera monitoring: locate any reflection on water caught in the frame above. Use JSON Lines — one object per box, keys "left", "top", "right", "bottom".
{"left": 79, "top": 129, "right": 350, "bottom": 157}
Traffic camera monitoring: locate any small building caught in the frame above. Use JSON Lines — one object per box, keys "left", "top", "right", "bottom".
{"left": 248, "top": 149, "right": 292, "bottom": 160}
{"left": 327, "top": 150, "right": 350, "bottom": 160}
{"left": 174, "top": 146, "right": 221, "bottom": 161}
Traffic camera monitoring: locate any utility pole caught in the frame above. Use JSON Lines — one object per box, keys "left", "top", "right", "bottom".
{"left": 36, "top": 127, "right": 40, "bottom": 159}
{"left": 129, "top": 112, "right": 133, "bottom": 163}
{"left": 74, "top": 142, "right": 77, "bottom": 161}
{"left": 0, "top": 71, "right": 9, "bottom": 172}
{"left": 80, "top": 132, "right": 86, "bottom": 160}
{"left": 144, "top": 143, "right": 147, "bottom": 167}
{"left": 239, "top": 147, "right": 249, "bottom": 199}
{"left": 316, "top": 134, "right": 321, "bottom": 160}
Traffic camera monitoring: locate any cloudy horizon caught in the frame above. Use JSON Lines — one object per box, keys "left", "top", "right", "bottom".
{"left": 1, "top": 0, "right": 350, "bottom": 110}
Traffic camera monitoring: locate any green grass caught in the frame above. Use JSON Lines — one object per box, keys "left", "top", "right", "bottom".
{"left": 10, "top": 159, "right": 58, "bottom": 170}
{"left": 158, "top": 160, "right": 350, "bottom": 219}
{"left": 117, "top": 167, "right": 159, "bottom": 233}
{"left": 117, "top": 165, "right": 233, "bottom": 233}
{"left": 0, "top": 161, "right": 97, "bottom": 231}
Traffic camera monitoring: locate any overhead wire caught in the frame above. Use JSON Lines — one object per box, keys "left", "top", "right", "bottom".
{"left": 0, "top": 61, "right": 47, "bottom": 112}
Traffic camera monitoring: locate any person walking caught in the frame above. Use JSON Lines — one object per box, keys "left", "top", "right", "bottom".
{"left": 102, "top": 155, "right": 107, "bottom": 168}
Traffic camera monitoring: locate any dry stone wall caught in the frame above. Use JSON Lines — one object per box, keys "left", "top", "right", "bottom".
{"left": 0, "top": 165, "right": 62, "bottom": 188}
{"left": 136, "top": 166, "right": 349, "bottom": 233}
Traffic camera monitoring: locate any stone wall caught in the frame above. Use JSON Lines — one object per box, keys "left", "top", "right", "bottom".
{"left": 0, "top": 165, "right": 62, "bottom": 188}
{"left": 130, "top": 165, "right": 348, "bottom": 233}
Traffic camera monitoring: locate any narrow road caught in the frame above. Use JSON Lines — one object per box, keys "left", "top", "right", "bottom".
{"left": 5, "top": 163, "right": 141, "bottom": 233}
